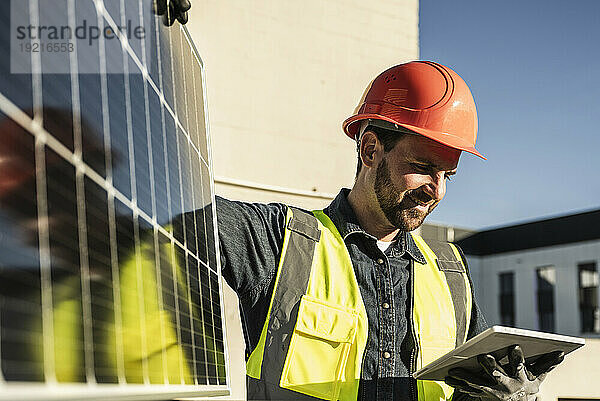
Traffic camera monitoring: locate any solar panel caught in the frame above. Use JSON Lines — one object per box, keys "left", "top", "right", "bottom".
{"left": 0, "top": 0, "right": 229, "bottom": 399}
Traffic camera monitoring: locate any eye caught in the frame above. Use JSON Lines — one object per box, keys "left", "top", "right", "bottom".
{"left": 411, "top": 163, "right": 429, "bottom": 173}
{"left": 445, "top": 172, "right": 455, "bottom": 181}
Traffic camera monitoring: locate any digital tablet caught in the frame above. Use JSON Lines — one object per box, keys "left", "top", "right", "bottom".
{"left": 413, "top": 326, "right": 585, "bottom": 381}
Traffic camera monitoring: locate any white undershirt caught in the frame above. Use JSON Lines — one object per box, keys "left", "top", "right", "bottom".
{"left": 376, "top": 240, "right": 394, "bottom": 253}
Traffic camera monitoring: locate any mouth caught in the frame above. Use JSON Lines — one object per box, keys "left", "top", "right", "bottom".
{"left": 406, "top": 193, "right": 433, "bottom": 211}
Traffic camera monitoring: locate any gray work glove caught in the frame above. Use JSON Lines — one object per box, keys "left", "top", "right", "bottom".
{"left": 445, "top": 345, "right": 564, "bottom": 400}
{"left": 152, "top": 0, "right": 191, "bottom": 26}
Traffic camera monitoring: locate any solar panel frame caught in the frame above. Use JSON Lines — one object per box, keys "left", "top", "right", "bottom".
{"left": 0, "top": 0, "right": 230, "bottom": 398}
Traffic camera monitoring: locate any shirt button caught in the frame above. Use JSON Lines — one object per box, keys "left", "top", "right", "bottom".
{"left": 383, "top": 351, "right": 391, "bottom": 359}
{"left": 382, "top": 302, "right": 390, "bottom": 309}
{"left": 377, "top": 258, "right": 384, "bottom": 265}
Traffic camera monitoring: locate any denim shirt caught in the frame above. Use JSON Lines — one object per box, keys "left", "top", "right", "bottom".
{"left": 216, "top": 189, "right": 486, "bottom": 401}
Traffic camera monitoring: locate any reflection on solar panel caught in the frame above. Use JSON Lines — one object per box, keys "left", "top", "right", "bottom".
{"left": 0, "top": 0, "right": 229, "bottom": 399}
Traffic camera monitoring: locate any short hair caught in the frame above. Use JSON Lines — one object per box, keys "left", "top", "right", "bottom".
{"left": 355, "top": 125, "right": 405, "bottom": 178}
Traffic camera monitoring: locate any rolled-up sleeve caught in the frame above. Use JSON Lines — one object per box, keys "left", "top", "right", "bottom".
{"left": 214, "top": 196, "right": 287, "bottom": 299}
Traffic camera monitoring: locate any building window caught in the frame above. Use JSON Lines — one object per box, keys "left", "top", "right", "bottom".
{"left": 499, "top": 272, "right": 515, "bottom": 326}
{"left": 578, "top": 262, "right": 600, "bottom": 333}
{"left": 536, "top": 266, "right": 556, "bottom": 332}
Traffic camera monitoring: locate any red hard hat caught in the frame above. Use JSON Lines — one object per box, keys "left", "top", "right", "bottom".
{"left": 343, "top": 61, "right": 485, "bottom": 159}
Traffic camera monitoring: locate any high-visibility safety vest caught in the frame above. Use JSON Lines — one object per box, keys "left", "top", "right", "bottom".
{"left": 246, "top": 207, "right": 472, "bottom": 401}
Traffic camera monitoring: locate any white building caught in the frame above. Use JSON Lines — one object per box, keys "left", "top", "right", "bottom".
{"left": 454, "top": 210, "right": 600, "bottom": 400}
{"left": 456, "top": 209, "right": 600, "bottom": 337}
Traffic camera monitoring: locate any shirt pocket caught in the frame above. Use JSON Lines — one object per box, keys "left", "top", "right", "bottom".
{"left": 280, "top": 295, "right": 358, "bottom": 400}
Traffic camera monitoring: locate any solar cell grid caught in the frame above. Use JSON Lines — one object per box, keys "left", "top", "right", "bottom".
{"left": 0, "top": 0, "right": 228, "bottom": 399}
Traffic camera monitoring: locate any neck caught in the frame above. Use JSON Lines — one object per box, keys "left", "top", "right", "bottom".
{"left": 347, "top": 183, "right": 400, "bottom": 242}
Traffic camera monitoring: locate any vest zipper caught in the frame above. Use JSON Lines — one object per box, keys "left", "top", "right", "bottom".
{"left": 408, "top": 260, "right": 419, "bottom": 401}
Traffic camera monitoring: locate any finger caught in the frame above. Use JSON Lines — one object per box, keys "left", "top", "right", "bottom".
{"left": 515, "top": 361, "right": 528, "bottom": 383}
{"left": 447, "top": 367, "right": 475, "bottom": 380}
{"left": 478, "top": 354, "right": 508, "bottom": 380}
{"left": 480, "top": 353, "right": 509, "bottom": 376}
{"left": 536, "top": 372, "right": 548, "bottom": 383}
{"left": 173, "top": 0, "right": 190, "bottom": 24}
{"left": 152, "top": 0, "right": 167, "bottom": 15}
{"left": 508, "top": 345, "right": 525, "bottom": 366}
{"left": 447, "top": 367, "right": 496, "bottom": 387}
{"left": 162, "top": 2, "right": 177, "bottom": 26}
{"left": 508, "top": 345, "right": 526, "bottom": 379}
{"left": 478, "top": 354, "right": 497, "bottom": 378}
{"left": 176, "top": 11, "right": 188, "bottom": 24}
{"left": 162, "top": 12, "right": 175, "bottom": 26}
{"left": 532, "top": 360, "right": 560, "bottom": 385}
{"left": 510, "top": 346, "right": 529, "bottom": 382}
{"left": 444, "top": 377, "right": 484, "bottom": 396}
{"left": 478, "top": 354, "right": 514, "bottom": 388}
{"left": 445, "top": 376, "right": 472, "bottom": 390}
{"left": 528, "top": 351, "right": 565, "bottom": 377}
{"left": 175, "top": 0, "right": 191, "bottom": 12}
{"left": 525, "top": 367, "right": 536, "bottom": 382}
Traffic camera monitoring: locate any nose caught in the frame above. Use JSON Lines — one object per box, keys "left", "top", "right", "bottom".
{"left": 423, "top": 173, "right": 446, "bottom": 202}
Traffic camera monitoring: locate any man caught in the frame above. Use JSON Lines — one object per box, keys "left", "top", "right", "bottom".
{"left": 156, "top": 2, "right": 564, "bottom": 400}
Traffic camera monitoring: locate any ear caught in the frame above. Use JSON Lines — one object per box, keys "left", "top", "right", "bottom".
{"left": 359, "top": 130, "right": 381, "bottom": 169}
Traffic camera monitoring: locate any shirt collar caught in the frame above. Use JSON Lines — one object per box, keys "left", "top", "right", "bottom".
{"left": 324, "top": 189, "right": 426, "bottom": 264}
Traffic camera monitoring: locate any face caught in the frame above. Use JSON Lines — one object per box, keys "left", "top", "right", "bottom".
{"left": 373, "top": 134, "right": 461, "bottom": 231}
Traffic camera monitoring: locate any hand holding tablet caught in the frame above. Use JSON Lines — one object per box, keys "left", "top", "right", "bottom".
{"left": 446, "top": 344, "right": 564, "bottom": 400}
{"left": 413, "top": 326, "right": 584, "bottom": 399}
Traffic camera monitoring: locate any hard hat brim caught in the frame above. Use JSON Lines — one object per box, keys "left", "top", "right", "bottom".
{"left": 343, "top": 114, "right": 486, "bottom": 160}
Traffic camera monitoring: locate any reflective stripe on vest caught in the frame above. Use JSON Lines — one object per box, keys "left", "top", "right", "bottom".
{"left": 246, "top": 208, "right": 471, "bottom": 401}
{"left": 411, "top": 235, "right": 472, "bottom": 400}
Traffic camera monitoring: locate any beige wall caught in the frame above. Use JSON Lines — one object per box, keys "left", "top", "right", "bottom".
{"left": 538, "top": 338, "right": 600, "bottom": 400}
{"left": 188, "top": 0, "right": 419, "bottom": 208}
{"left": 187, "top": 1, "right": 419, "bottom": 399}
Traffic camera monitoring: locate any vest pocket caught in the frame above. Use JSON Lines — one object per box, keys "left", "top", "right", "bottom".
{"left": 280, "top": 295, "right": 358, "bottom": 400}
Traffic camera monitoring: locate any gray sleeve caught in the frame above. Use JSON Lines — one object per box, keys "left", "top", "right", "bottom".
{"left": 214, "top": 196, "right": 288, "bottom": 300}
{"left": 466, "top": 297, "right": 488, "bottom": 340}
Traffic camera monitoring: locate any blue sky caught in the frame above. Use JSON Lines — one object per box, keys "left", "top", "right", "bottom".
{"left": 419, "top": 0, "right": 600, "bottom": 229}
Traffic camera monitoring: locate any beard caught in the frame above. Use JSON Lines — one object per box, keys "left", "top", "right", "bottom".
{"left": 374, "top": 158, "right": 436, "bottom": 231}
